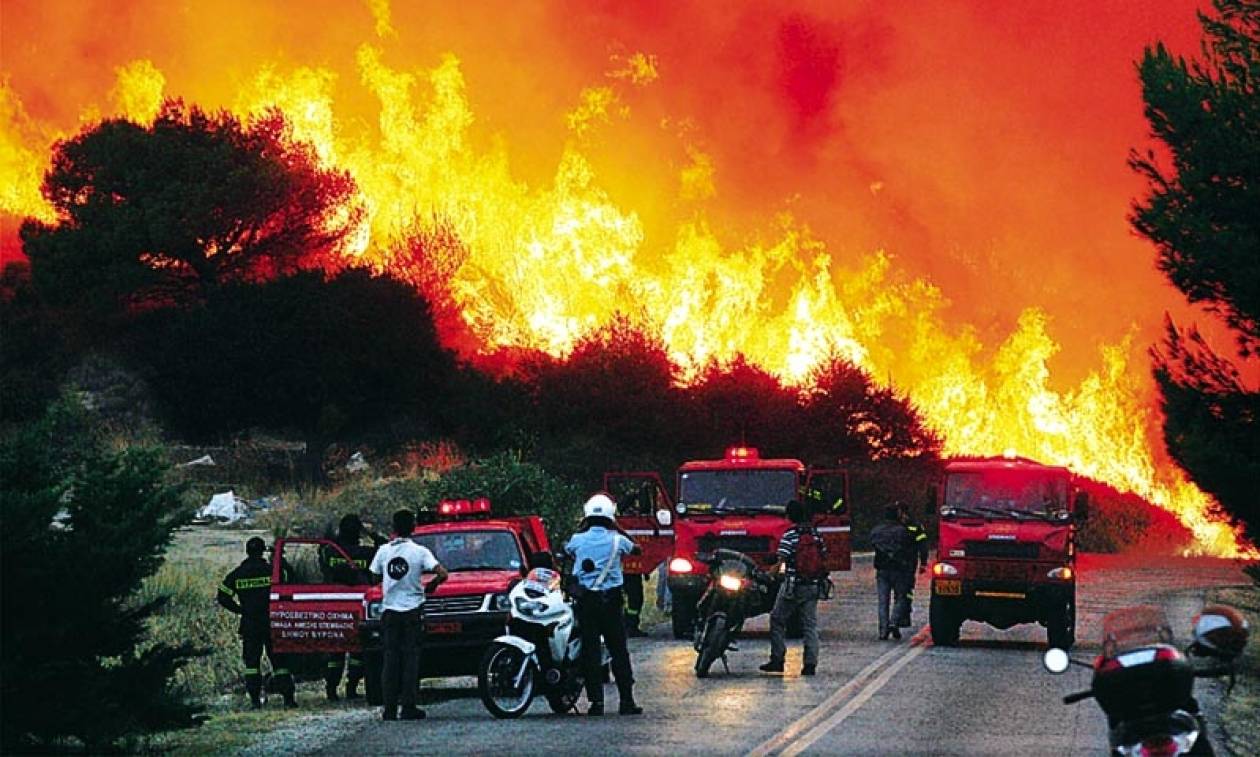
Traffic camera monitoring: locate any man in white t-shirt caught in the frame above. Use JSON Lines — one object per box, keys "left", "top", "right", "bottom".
{"left": 369, "top": 509, "right": 448, "bottom": 720}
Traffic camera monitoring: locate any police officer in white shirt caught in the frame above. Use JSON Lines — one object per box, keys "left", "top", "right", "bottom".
{"left": 369, "top": 509, "right": 449, "bottom": 721}
{"left": 564, "top": 494, "right": 643, "bottom": 716}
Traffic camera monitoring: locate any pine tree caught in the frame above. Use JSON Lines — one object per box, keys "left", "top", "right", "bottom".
{"left": 1131, "top": 0, "right": 1260, "bottom": 546}
{"left": 0, "top": 400, "right": 200, "bottom": 751}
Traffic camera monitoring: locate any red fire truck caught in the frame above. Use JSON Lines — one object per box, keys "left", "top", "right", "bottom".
{"left": 268, "top": 498, "right": 551, "bottom": 704}
{"left": 607, "top": 446, "right": 852, "bottom": 639}
{"left": 927, "top": 455, "right": 1089, "bottom": 649}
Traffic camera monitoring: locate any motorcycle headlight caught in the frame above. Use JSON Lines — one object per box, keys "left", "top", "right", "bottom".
{"left": 491, "top": 592, "right": 511, "bottom": 611}
{"left": 365, "top": 600, "right": 383, "bottom": 620}
{"left": 718, "top": 574, "right": 744, "bottom": 591}
{"left": 513, "top": 596, "right": 547, "bottom": 615}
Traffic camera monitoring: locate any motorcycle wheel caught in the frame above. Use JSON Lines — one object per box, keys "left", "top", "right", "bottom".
{"left": 694, "top": 615, "right": 728, "bottom": 678}
{"left": 478, "top": 643, "right": 535, "bottom": 719}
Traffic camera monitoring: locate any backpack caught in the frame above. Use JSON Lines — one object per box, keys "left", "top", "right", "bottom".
{"left": 794, "top": 527, "right": 828, "bottom": 580}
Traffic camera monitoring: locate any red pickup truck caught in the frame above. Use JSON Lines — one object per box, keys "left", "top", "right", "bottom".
{"left": 268, "top": 498, "right": 551, "bottom": 704}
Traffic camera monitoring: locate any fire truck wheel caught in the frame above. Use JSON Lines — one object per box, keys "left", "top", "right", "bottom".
{"left": 929, "top": 598, "right": 961, "bottom": 647}
{"left": 1046, "top": 596, "right": 1076, "bottom": 651}
{"left": 363, "top": 651, "right": 383, "bottom": 706}
{"left": 672, "top": 600, "right": 697, "bottom": 640}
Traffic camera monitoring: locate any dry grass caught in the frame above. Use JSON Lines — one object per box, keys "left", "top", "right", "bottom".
{"left": 1209, "top": 584, "right": 1260, "bottom": 757}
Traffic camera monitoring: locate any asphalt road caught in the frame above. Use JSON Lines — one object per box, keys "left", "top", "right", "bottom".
{"left": 282, "top": 553, "right": 1248, "bottom": 756}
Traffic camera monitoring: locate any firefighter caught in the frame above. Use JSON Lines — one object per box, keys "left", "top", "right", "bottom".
{"left": 217, "top": 537, "right": 295, "bottom": 708}
{"left": 870, "top": 505, "right": 914, "bottom": 640}
{"left": 321, "top": 514, "right": 385, "bottom": 701}
{"left": 619, "top": 485, "right": 655, "bottom": 638}
{"left": 565, "top": 494, "right": 643, "bottom": 715}
{"left": 895, "top": 504, "right": 930, "bottom": 628}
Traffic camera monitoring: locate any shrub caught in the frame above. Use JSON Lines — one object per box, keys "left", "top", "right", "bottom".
{"left": 1077, "top": 482, "right": 1194, "bottom": 554}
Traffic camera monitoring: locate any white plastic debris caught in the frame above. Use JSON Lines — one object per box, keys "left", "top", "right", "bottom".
{"left": 346, "top": 451, "right": 369, "bottom": 473}
{"left": 196, "top": 491, "right": 248, "bottom": 523}
{"left": 178, "top": 454, "right": 216, "bottom": 467}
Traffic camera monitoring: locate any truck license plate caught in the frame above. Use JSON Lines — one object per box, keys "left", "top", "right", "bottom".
{"left": 426, "top": 621, "right": 462, "bottom": 635}
{"left": 935, "top": 580, "right": 962, "bottom": 596}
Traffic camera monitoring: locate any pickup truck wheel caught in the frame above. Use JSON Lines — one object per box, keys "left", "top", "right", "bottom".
{"left": 672, "top": 599, "right": 697, "bottom": 640}
{"left": 363, "top": 651, "right": 383, "bottom": 706}
{"left": 929, "top": 597, "right": 961, "bottom": 647}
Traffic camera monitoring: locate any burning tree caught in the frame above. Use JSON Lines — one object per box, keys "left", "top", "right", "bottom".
{"left": 21, "top": 100, "right": 363, "bottom": 323}
{"left": 1131, "top": 0, "right": 1260, "bottom": 545}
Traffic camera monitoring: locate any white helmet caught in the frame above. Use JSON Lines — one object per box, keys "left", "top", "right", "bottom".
{"left": 583, "top": 493, "right": 617, "bottom": 520}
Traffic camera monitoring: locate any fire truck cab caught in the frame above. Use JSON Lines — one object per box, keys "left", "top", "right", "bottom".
{"left": 927, "top": 455, "right": 1089, "bottom": 650}
{"left": 608, "top": 446, "right": 852, "bottom": 640}
{"left": 268, "top": 498, "right": 550, "bottom": 705}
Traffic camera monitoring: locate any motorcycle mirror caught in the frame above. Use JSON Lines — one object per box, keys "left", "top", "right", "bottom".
{"left": 1191, "top": 605, "right": 1250, "bottom": 662}
{"left": 1043, "top": 648, "right": 1071, "bottom": 674}
{"left": 655, "top": 508, "right": 673, "bottom": 528}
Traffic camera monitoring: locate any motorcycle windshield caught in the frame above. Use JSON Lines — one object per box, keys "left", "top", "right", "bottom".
{"left": 1100, "top": 605, "right": 1176, "bottom": 658}
{"left": 523, "top": 567, "right": 560, "bottom": 593}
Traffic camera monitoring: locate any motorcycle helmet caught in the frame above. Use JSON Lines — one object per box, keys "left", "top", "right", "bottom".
{"left": 1191, "top": 605, "right": 1250, "bottom": 661}
{"left": 583, "top": 493, "right": 617, "bottom": 520}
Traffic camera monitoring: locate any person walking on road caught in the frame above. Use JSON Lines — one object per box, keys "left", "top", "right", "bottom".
{"left": 895, "top": 504, "right": 930, "bottom": 629}
{"left": 564, "top": 493, "right": 644, "bottom": 716}
{"left": 218, "top": 537, "right": 296, "bottom": 708}
{"left": 321, "top": 513, "right": 385, "bottom": 701}
{"left": 871, "top": 505, "right": 915, "bottom": 640}
{"left": 761, "top": 499, "right": 829, "bottom": 676}
{"left": 369, "top": 509, "right": 449, "bottom": 721}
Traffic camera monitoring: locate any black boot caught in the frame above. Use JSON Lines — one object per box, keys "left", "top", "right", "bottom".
{"left": 326, "top": 681, "right": 340, "bottom": 702}
{"left": 587, "top": 702, "right": 604, "bottom": 716}
{"left": 345, "top": 677, "right": 361, "bottom": 700}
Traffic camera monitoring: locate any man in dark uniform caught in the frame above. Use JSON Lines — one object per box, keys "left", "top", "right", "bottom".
{"left": 619, "top": 486, "right": 655, "bottom": 638}
{"left": 320, "top": 514, "right": 384, "bottom": 701}
{"left": 870, "top": 505, "right": 914, "bottom": 640}
{"left": 896, "top": 504, "right": 930, "bottom": 628}
{"left": 218, "top": 537, "right": 295, "bottom": 708}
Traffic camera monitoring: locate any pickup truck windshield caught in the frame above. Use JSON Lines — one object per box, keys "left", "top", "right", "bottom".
{"left": 679, "top": 469, "right": 798, "bottom": 512}
{"left": 945, "top": 471, "right": 1069, "bottom": 515}
{"left": 412, "top": 530, "right": 523, "bottom": 572}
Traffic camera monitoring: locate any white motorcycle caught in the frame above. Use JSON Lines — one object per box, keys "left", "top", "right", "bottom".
{"left": 477, "top": 566, "right": 604, "bottom": 718}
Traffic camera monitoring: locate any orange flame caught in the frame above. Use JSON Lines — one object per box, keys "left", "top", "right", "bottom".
{"left": 1, "top": 0, "right": 1250, "bottom": 556}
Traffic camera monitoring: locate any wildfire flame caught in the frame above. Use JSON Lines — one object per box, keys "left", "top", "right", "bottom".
{"left": 1, "top": 1, "right": 1249, "bottom": 556}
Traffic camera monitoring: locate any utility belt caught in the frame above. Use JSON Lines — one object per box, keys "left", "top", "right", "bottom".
{"left": 784, "top": 575, "right": 834, "bottom": 601}
{"left": 577, "top": 585, "right": 625, "bottom": 605}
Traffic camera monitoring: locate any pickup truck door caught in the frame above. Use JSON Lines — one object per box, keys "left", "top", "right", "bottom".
{"left": 804, "top": 469, "right": 852, "bottom": 571}
{"left": 603, "top": 471, "right": 675, "bottom": 575}
{"left": 270, "top": 538, "right": 369, "bottom": 654}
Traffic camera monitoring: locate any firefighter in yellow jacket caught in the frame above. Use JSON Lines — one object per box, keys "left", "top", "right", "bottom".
{"left": 218, "top": 537, "right": 296, "bottom": 708}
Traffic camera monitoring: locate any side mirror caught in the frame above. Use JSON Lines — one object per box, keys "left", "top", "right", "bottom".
{"left": 1073, "top": 491, "right": 1090, "bottom": 521}
{"left": 655, "top": 508, "right": 673, "bottom": 528}
{"left": 1042, "top": 648, "right": 1070, "bottom": 674}
{"left": 529, "top": 550, "right": 555, "bottom": 570}
{"left": 1191, "top": 605, "right": 1250, "bottom": 662}
{"left": 925, "top": 485, "right": 939, "bottom": 517}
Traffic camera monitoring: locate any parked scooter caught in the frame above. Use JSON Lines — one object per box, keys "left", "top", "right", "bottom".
{"left": 478, "top": 562, "right": 595, "bottom": 718}
{"left": 693, "top": 548, "right": 777, "bottom": 677}
{"left": 1043, "top": 604, "right": 1250, "bottom": 756}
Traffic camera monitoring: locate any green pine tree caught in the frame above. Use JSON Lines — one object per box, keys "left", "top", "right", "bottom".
{"left": 1130, "top": 0, "right": 1260, "bottom": 546}
{"left": 0, "top": 399, "right": 201, "bottom": 751}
